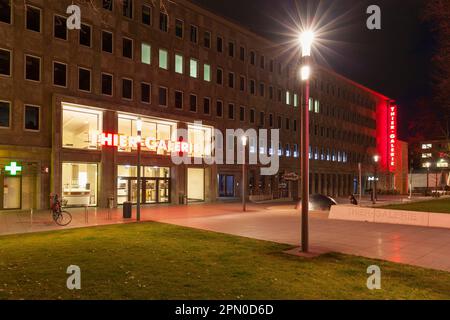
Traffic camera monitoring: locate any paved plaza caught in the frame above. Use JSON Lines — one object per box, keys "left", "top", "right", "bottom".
{"left": 1, "top": 202, "right": 449, "bottom": 272}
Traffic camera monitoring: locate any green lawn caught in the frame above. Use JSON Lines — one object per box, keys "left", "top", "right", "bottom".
{"left": 382, "top": 198, "right": 450, "bottom": 213}
{"left": 1, "top": 222, "right": 450, "bottom": 300}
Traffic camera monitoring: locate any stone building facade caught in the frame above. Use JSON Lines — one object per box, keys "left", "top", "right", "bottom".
{"left": 0, "top": 0, "right": 398, "bottom": 210}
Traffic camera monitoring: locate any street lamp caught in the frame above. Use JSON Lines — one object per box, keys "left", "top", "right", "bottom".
{"left": 136, "top": 118, "right": 142, "bottom": 221}
{"left": 299, "top": 30, "right": 314, "bottom": 253}
{"left": 241, "top": 136, "right": 247, "bottom": 212}
{"left": 425, "top": 162, "right": 431, "bottom": 196}
{"left": 373, "top": 155, "right": 380, "bottom": 204}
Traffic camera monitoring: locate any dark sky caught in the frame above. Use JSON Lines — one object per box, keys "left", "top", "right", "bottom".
{"left": 190, "top": 0, "right": 434, "bottom": 140}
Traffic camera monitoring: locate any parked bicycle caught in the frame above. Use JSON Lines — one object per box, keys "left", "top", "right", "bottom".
{"left": 51, "top": 194, "right": 72, "bottom": 226}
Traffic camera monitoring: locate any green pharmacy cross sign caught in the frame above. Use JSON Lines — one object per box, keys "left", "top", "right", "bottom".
{"left": 5, "top": 162, "right": 22, "bottom": 176}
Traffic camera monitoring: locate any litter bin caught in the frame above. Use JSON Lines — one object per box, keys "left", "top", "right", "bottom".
{"left": 123, "top": 201, "right": 132, "bottom": 219}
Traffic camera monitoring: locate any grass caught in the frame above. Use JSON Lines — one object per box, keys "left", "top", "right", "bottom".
{"left": 381, "top": 197, "right": 450, "bottom": 213}
{"left": 0, "top": 222, "right": 450, "bottom": 300}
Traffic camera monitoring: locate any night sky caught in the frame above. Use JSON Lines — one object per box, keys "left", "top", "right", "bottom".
{"left": 190, "top": 0, "right": 433, "bottom": 140}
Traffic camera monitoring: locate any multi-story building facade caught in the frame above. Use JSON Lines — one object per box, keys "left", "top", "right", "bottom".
{"left": 0, "top": 0, "right": 401, "bottom": 210}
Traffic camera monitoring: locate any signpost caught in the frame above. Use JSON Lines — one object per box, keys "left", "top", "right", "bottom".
{"left": 5, "top": 162, "right": 22, "bottom": 176}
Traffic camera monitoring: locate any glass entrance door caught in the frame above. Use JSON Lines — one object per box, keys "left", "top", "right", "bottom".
{"left": 117, "top": 177, "right": 170, "bottom": 204}
{"left": 219, "top": 174, "right": 235, "bottom": 197}
{"left": 1, "top": 176, "right": 22, "bottom": 209}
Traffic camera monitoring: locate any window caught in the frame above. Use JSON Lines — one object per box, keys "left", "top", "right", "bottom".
{"left": 216, "top": 101, "right": 223, "bottom": 117}
{"left": 54, "top": 15, "right": 67, "bottom": 40}
{"left": 294, "top": 93, "right": 298, "bottom": 107}
{"left": 25, "top": 55, "right": 40, "bottom": 82}
{"left": 101, "top": 73, "right": 113, "bottom": 96}
{"left": 269, "top": 114, "right": 273, "bottom": 127}
{"left": 24, "top": 105, "right": 40, "bottom": 131}
{"left": 260, "top": 56, "right": 265, "bottom": 69}
{"left": 190, "top": 25, "right": 198, "bottom": 43}
{"left": 422, "top": 153, "right": 432, "bottom": 159}
{"left": 122, "top": 78, "right": 133, "bottom": 100}
{"left": 250, "top": 109, "right": 255, "bottom": 124}
{"left": 26, "top": 5, "right": 41, "bottom": 32}
{"left": 53, "top": 61, "right": 67, "bottom": 87}
{"left": 78, "top": 67, "right": 91, "bottom": 92}
{"left": 175, "top": 91, "right": 183, "bottom": 109}
{"left": 62, "top": 104, "right": 102, "bottom": 149}
{"left": 159, "top": 49, "right": 168, "bottom": 69}
{"left": 228, "top": 72, "right": 234, "bottom": 88}
{"left": 175, "top": 19, "right": 183, "bottom": 38}
{"left": 0, "top": 101, "right": 10, "bottom": 128}
{"left": 250, "top": 80, "right": 255, "bottom": 95}
{"left": 239, "top": 106, "right": 245, "bottom": 121}
{"left": 239, "top": 47, "right": 245, "bottom": 61}
{"left": 203, "top": 64, "right": 211, "bottom": 82}
{"left": 278, "top": 89, "right": 282, "bottom": 102}
{"left": 103, "top": 0, "right": 113, "bottom": 11}
{"left": 80, "top": 24, "right": 91, "bottom": 47}
{"left": 62, "top": 163, "right": 98, "bottom": 206}
{"left": 270, "top": 60, "right": 274, "bottom": 72}
{"left": 228, "top": 42, "right": 234, "bottom": 57}
{"left": 123, "top": 38, "right": 133, "bottom": 59}
{"left": 293, "top": 120, "right": 297, "bottom": 131}
{"left": 250, "top": 51, "right": 255, "bottom": 65}
{"left": 286, "top": 118, "right": 290, "bottom": 130}
{"left": 204, "top": 31, "right": 211, "bottom": 48}
{"left": 159, "top": 87, "right": 167, "bottom": 106}
{"left": 259, "top": 83, "right": 265, "bottom": 97}
{"left": 141, "top": 43, "right": 151, "bottom": 64}
{"left": 0, "top": 0, "right": 12, "bottom": 24}
{"left": 140, "top": 83, "right": 150, "bottom": 103}
{"left": 422, "top": 144, "right": 432, "bottom": 150}
{"left": 203, "top": 98, "right": 211, "bottom": 115}
{"left": 259, "top": 112, "right": 265, "bottom": 126}
{"left": 189, "top": 94, "right": 197, "bottom": 112}
{"left": 123, "top": 0, "right": 133, "bottom": 19}
{"left": 159, "top": 12, "right": 168, "bottom": 32}
{"left": 314, "top": 99, "right": 320, "bottom": 113}
{"left": 175, "top": 54, "right": 183, "bottom": 74}
{"left": 0, "top": 48, "right": 11, "bottom": 76}
{"left": 102, "top": 31, "right": 113, "bottom": 53}
{"left": 239, "top": 76, "right": 245, "bottom": 91}
{"left": 286, "top": 91, "right": 290, "bottom": 105}
{"left": 185, "top": 59, "right": 196, "bottom": 78}
{"left": 216, "top": 68, "right": 223, "bottom": 85}
{"left": 277, "top": 116, "right": 282, "bottom": 129}
{"left": 269, "top": 86, "right": 274, "bottom": 100}
{"left": 228, "top": 104, "right": 234, "bottom": 120}
{"left": 142, "top": 4, "right": 152, "bottom": 25}
{"left": 217, "top": 37, "right": 223, "bottom": 53}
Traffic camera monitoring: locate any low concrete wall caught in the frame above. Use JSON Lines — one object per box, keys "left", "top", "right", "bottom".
{"left": 329, "top": 205, "right": 450, "bottom": 229}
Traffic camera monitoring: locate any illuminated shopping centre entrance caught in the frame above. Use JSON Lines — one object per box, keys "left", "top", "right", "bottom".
{"left": 117, "top": 166, "right": 170, "bottom": 205}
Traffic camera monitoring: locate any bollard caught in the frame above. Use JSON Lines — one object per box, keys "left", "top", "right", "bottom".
{"left": 30, "top": 208, "right": 33, "bottom": 225}
{"left": 84, "top": 205, "right": 88, "bottom": 223}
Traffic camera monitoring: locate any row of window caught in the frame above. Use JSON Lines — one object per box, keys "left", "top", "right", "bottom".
{"left": 0, "top": 0, "right": 378, "bottom": 111}
{"left": 0, "top": 101, "right": 40, "bottom": 131}
{"left": 311, "top": 125, "right": 376, "bottom": 147}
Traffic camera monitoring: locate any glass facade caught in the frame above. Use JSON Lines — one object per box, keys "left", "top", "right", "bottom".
{"left": 62, "top": 162, "right": 98, "bottom": 206}
{"left": 62, "top": 103, "right": 102, "bottom": 149}
{"left": 117, "top": 165, "right": 170, "bottom": 205}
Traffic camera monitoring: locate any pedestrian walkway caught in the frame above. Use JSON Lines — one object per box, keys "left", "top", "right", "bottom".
{"left": 1, "top": 202, "right": 449, "bottom": 272}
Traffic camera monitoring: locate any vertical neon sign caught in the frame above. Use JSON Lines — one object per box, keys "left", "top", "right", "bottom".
{"left": 388, "top": 104, "right": 397, "bottom": 172}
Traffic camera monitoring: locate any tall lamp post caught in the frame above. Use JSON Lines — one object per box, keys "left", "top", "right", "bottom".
{"left": 299, "top": 31, "right": 314, "bottom": 253}
{"left": 241, "top": 136, "right": 247, "bottom": 212}
{"left": 425, "top": 162, "right": 431, "bottom": 196}
{"left": 136, "top": 118, "right": 142, "bottom": 221}
{"left": 373, "top": 155, "right": 379, "bottom": 204}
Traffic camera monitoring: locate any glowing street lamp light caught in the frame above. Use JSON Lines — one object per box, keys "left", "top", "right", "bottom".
{"left": 241, "top": 136, "right": 247, "bottom": 212}
{"left": 299, "top": 30, "right": 314, "bottom": 253}
{"left": 136, "top": 118, "right": 142, "bottom": 221}
{"left": 299, "top": 31, "right": 314, "bottom": 57}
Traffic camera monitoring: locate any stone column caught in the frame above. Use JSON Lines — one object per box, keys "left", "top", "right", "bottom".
{"left": 99, "top": 110, "right": 117, "bottom": 208}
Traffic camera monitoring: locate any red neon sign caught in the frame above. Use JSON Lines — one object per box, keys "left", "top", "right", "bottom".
{"left": 388, "top": 105, "right": 397, "bottom": 172}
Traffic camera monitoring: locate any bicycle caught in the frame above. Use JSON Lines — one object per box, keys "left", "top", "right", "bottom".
{"left": 51, "top": 195, "right": 72, "bottom": 226}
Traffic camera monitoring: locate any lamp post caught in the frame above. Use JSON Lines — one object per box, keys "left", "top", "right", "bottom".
{"left": 409, "top": 159, "right": 413, "bottom": 199}
{"left": 299, "top": 30, "right": 314, "bottom": 253}
{"left": 425, "top": 162, "right": 431, "bottom": 196}
{"left": 373, "top": 155, "right": 379, "bottom": 204}
{"left": 136, "top": 118, "right": 142, "bottom": 221}
{"left": 241, "top": 136, "right": 247, "bottom": 212}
